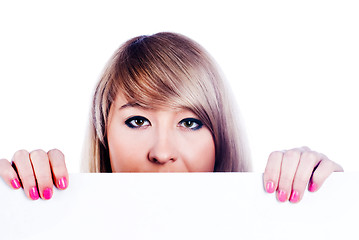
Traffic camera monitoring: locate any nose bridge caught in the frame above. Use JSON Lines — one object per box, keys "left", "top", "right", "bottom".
{"left": 149, "top": 124, "right": 177, "bottom": 164}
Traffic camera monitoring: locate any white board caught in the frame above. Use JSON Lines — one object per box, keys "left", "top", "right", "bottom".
{"left": 0, "top": 172, "right": 357, "bottom": 240}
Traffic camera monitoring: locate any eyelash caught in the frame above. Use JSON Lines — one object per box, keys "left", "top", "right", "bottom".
{"left": 178, "top": 118, "right": 203, "bottom": 130}
{"left": 124, "top": 116, "right": 203, "bottom": 131}
{"left": 125, "top": 116, "right": 150, "bottom": 129}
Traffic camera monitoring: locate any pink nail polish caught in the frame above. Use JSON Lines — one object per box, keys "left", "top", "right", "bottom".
{"left": 43, "top": 188, "right": 53, "bottom": 200}
{"left": 29, "top": 187, "right": 39, "bottom": 200}
{"left": 290, "top": 190, "right": 300, "bottom": 203}
{"left": 11, "top": 178, "right": 21, "bottom": 189}
{"left": 309, "top": 182, "right": 318, "bottom": 192}
{"left": 266, "top": 181, "right": 275, "bottom": 193}
{"left": 58, "top": 177, "right": 68, "bottom": 190}
{"left": 278, "top": 190, "right": 287, "bottom": 202}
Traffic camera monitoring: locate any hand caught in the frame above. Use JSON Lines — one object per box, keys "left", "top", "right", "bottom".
{"left": 0, "top": 149, "right": 69, "bottom": 200}
{"left": 263, "top": 146, "right": 343, "bottom": 203}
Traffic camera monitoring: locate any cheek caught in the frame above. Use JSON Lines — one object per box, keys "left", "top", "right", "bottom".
{"left": 107, "top": 126, "right": 150, "bottom": 172}
{"left": 179, "top": 130, "right": 215, "bottom": 172}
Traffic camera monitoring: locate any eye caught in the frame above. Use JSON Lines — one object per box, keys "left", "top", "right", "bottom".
{"left": 179, "top": 118, "right": 203, "bottom": 130}
{"left": 125, "top": 116, "right": 151, "bottom": 129}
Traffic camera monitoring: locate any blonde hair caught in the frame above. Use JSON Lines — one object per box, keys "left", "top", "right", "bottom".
{"left": 82, "top": 32, "right": 251, "bottom": 172}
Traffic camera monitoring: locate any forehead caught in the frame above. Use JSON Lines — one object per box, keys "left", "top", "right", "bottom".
{"left": 113, "top": 91, "right": 189, "bottom": 113}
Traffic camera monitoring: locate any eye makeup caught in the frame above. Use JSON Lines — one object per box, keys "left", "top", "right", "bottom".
{"left": 178, "top": 118, "right": 203, "bottom": 130}
{"left": 124, "top": 116, "right": 203, "bottom": 131}
{"left": 125, "top": 116, "right": 151, "bottom": 129}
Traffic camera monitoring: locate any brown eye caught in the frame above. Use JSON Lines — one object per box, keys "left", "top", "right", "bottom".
{"left": 179, "top": 118, "right": 203, "bottom": 130}
{"left": 125, "top": 116, "right": 150, "bottom": 129}
{"left": 135, "top": 119, "right": 144, "bottom": 126}
{"left": 183, "top": 120, "right": 194, "bottom": 128}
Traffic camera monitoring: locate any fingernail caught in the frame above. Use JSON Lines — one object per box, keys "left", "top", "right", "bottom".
{"left": 11, "top": 178, "right": 21, "bottom": 189}
{"left": 29, "top": 187, "right": 39, "bottom": 200}
{"left": 278, "top": 190, "right": 287, "bottom": 202}
{"left": 43, "top": 188, "right": 53, "bottom": 200}
{"left": 309, "top": 182, "right": 317, "bottom": 192}
{"left": 290, "top": 190, "right": 300, "bottom": 203}
{"left": 58, "top": 177, "right": 68, "bottom": 190}
{"left": 265, "top": 181, "right": 275, "bottom": 193}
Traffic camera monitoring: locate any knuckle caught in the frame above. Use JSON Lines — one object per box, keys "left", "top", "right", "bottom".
{"left": 13, "top": 149, "right": 29, "bottom": 162}
{"left": 284, "top": 149, "right": 301, "bottom": 159}
{"left": 0, "top": 159, "right": 12, "bottom": 179}
{"left": 264, "top": 166, "right": 277, "bottom": 175}
{"left": 48, "top": 149, "right": 66, "bottom": 169}
{"left": 30, "top": 149, "right": 47, "bottom": 160}
{"left": 269, "top": 151, "right": 283, "bottom": 160}
{"left": 48, "top": 148, "right": 65, "bottom": 159}
{"left": 301, "top": 151, "right": 319, "bottom": 163}
{"left": 0, "top": 158, "right": 8, "bottom": 166}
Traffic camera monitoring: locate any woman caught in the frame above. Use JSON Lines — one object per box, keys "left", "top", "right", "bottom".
{"left": 0, "top": 32, "right": 343, "bottom": 203}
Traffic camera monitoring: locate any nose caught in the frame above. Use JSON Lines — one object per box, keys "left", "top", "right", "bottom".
{"left": 148, "top": 129, "right": 178, "bottom": 165}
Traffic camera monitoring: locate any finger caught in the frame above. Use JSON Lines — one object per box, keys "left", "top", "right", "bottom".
{"left": 300, "top": 146, "right": 311, "bottom": 151}
{"left": 48, "top": 149, "right": 69, "bottom": 190}
{"left": 277, "top": 149, "right": 302, "bottom": 202}
{"left": 290, "top": 151, "right": 321, "bottom": 203}
{"left": 0, "top": 159, "right": 21, "bottom": 189}
{"left": 12, "top": 150, "right": 39, "bottom": 200}
{"left": 263, "top": 151, "right": 283, "bottom": 194}
{"left": 29, "top": 149, "right": 54, "bottom": 200}
{"left": 309, "top": 157, "right": 344, "bottom": 192}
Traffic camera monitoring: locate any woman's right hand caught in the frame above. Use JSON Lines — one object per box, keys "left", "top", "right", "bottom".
{"left": 0, "top": 149, "right": 68, "bottom": 200}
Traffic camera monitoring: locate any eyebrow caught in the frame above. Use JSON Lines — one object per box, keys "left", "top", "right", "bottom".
{"left": 119, "top": 102, "right": 147, "bottom": 110}
{"left": 119, "top": 102, "right": 189, "bottom": 113}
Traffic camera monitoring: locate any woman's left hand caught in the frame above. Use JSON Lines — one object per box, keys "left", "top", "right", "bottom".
{"left": 263, "top": 146, "right": 343, "bottom": 203}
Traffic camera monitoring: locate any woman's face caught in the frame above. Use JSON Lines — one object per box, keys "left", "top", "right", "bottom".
{"left": 107, "top": 92, "right": 216, "bottom": 172}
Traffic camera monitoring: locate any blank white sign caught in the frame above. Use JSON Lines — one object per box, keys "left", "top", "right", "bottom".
{"left": 0, "top": 173, "right": 357, "bottom": 240}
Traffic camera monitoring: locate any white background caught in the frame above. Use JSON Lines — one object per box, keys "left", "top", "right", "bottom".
{"left": 0, "top": 1, "right": 358, "bottom": 173}
{"left": 1, "top": 173, "right": 358, "bottom": 240}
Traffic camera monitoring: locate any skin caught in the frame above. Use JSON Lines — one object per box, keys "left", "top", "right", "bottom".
{"left": 263, "top": 146, "right": 343, "bottom": 203}
{"left": 107, "top": 93, "right": 216, "bottom": 172}
{"left": 0, "top": 93, "right": 344, "bottom": 201}
{"left": 0, "top": 149, "right": 68, "bottom": 200}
